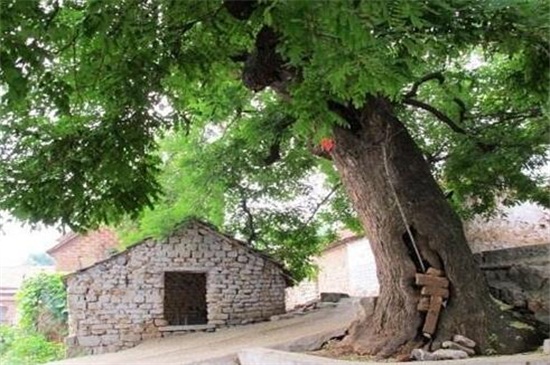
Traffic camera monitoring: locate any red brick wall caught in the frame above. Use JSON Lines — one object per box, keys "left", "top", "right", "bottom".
{"left": 49, "top": 229, "right": 119, "bottom": 273}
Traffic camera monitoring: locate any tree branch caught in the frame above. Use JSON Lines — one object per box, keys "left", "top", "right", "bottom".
{"left": 303, "top": 183, "right": 342, "bottom": 227}
{"left": 261, "top": 116, "right": 295, "bottom": 166}
{"left": 470, "top": 108, "right": 543, "bottom": 130}
{"left": 327, "top": 100, "right": 358, "bottom": 123}
{"left": 453, "top": 97, "right": 466, "bottom": 124}
{"left": 403, "top": 98, "right": 469, "bottom": 135}
{"left": 224, "top": 0, "right": 257, "bottom": 20}
{"left": 239, "top": 193, "right": 257, "bottom": 246}
{"left": 404, "top": 72, "right": 445, "bottom": 99}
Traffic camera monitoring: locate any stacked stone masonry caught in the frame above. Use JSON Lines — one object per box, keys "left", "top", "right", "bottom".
{"left": 65, "top": 220, "right": 288, "bottom": 356}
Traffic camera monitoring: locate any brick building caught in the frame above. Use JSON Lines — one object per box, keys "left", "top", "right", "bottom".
{"left": 0, "top": 265, "right": 54, "bottom": 325}
{"left": 47, "top": 228, "right": 119, "bottom": 273}
{"left": 65, "top": 219, "right": 290, "bottom": 355}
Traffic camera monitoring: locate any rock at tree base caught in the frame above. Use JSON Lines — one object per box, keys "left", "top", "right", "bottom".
{"left": 411, "top": 348, "right": 469, "bottom": 361}
{"left": 442, "top": 341, "right": 476, "bottom": 355}
{"left": 452, "top": 334, "right": 477, "bottom": 348}
{"left": 543, "top": 339, "right": 550, "bottom": 355}
{"left": 320, "top": 293, "right": 349, "bottom": 303}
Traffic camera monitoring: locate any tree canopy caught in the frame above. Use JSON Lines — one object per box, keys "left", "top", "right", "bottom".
{"left": 1, "top": 0, "right": 548, "bottom": 277}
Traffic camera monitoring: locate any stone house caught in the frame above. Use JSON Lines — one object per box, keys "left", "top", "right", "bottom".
{"left": 47, "top": 228, "right": 120, "bottom": 273}
{"left": 65, "top": 219, "right": 290, "bottom": 355}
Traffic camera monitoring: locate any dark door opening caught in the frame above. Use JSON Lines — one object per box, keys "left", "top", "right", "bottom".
{"left": 164, "top": 272, "right": 207, "bottom": 325}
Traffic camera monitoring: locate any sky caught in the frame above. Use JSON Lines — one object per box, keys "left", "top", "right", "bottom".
{"left": 0, "top": 214, "right": 60, "bottom": 267}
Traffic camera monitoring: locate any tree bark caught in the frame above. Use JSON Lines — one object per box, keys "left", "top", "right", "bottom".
{"left": 330, "top": 96, "right": 541, "bottom": 358}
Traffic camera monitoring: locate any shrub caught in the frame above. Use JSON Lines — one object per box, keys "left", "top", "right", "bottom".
{"left": 16, "top": 273, "right": 67, "bottom": 341}
{"left": 0, "top": 325, "right": 17, "bottom": 356}
{"left": 0, "top": 273, "right": 69, "bottom": 364}
{"left": 0, "top": 327, "right": 65, "bottom": 365}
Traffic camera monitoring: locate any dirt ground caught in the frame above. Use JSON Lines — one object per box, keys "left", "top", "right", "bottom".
{"left": 47, "top": 299, "right": 550, "bottom": 365}
{"left": 48, "top": 299, "right": 358, "bottom": 365}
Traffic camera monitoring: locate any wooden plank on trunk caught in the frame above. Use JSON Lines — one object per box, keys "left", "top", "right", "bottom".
{"left": 426, "top": 267, "right": 444, "bottom": 277}
{"left": 415, "top": 273, "right": 449, "bottom": 288}
{"left": 423, "top": 295, "right": 443, "bottom": 336}
{"left": 417, "top": 297, "right": 430, "bottom": 312}
{"left": 421, "top": 285, "right": 449, "bottom": 298}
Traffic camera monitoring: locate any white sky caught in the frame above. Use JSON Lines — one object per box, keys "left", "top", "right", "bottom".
{"left": 0, "top": 214, "right": 60, "bottom": 267}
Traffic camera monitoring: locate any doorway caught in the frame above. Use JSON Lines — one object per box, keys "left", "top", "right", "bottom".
{"left": 163, "top": 272, "right": 207, "bottom": 325}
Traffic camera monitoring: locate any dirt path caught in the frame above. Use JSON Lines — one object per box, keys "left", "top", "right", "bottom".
{"left": 48, "top": 299, "right": 358, "bottom": 365}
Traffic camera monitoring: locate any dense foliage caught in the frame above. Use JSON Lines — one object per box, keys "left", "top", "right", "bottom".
{"left": 0, "top": 325, "right": 65, "bottom": 365}
{"left": 0, "top": 273, "right": 67, "bottom": 365}
{"left": 16, "top": 273, "right": 67, "bottom": 342}
{"left": 1, "top": 0, "right": 548, "bottom": 277}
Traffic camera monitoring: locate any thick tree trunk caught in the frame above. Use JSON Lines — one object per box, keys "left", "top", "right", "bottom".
{"left": 330, "top": 97, "right": 540, "bottom": 358}
{"left": 226, "top": 8, "right": 543, "bottom": 355}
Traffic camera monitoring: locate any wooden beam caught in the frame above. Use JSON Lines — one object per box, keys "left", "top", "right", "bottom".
{"left": 415, "top": 273, "right": 449, "bottom": 288}
{"left": 426, "top": 267, "right": 444, "bottom": 277}
{"left": 423, "top": 295, "right": 443, "bottom": 336}
{"left": 421, "top": 286, "right": 449, "bottom": 299}
{"left": 417, "top": 297, "right": 431, "bottom": 312}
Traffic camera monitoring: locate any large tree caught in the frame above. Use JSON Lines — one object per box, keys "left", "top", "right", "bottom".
{"left": 1, "top": 0, "right": 548, "bottom": 358}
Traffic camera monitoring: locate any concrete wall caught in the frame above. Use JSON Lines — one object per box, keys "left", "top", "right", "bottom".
{"left": 346, "top": 238, "right": 379, "bottom": 297}
{"left": 285, "top": 237, "right": 379, "bottom": 310}
{"left": 0, "top": 292, "right": 16, "bottom": 325}
{"left": 317, "top": 243, "right": 350, "bottom": 295}
{"left": 65, "top": 220, "right": 287, "bottom": 356}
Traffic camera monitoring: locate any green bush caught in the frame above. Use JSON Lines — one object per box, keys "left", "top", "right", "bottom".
{"left": 16, "top": 273, "right": 67, "bottom": 341}
{"left": 0, "top": 326, "right": 65, "bottom": 365}
{"left": 0, "top": 325, "right": 17, "bottom": 356}
{"left": 0, "top": 273, "right": 69, "bottom": 364}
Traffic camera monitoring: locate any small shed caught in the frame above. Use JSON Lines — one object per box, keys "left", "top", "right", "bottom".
{"left": 65, "top": 219, "right": 291, "bottom": 355}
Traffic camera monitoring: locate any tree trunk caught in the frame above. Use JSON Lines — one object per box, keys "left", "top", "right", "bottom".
{"left": 227, "top": 8, "right": 543, "bottom": 355}
{"left": 330, "top": 96, "right": 541, "bottom": 358}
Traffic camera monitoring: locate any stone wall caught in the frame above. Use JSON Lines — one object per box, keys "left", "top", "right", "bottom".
{"left": 465, "top": 202, "right": 550, "bottom": 252}
{"left": 474, "top": 244, "right": 550, "bottom": 325}
{"left": 48, "top": 228, "right": 119, "bottom": 273}
{"left": 65, "top": 220, "right": 287, "bottom": 356}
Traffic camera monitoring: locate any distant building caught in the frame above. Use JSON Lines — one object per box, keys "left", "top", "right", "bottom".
{"left": 46, "top": 228, "right": 120, "bottom": 273}
{"left": 285, "top": 202, "right": 550, "bottom": 312}
{"left": 0, "top": 265, "right": 54, "bottom": 325}
{"left": 285, "top": 235, "right": 379, "bottom": 310}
